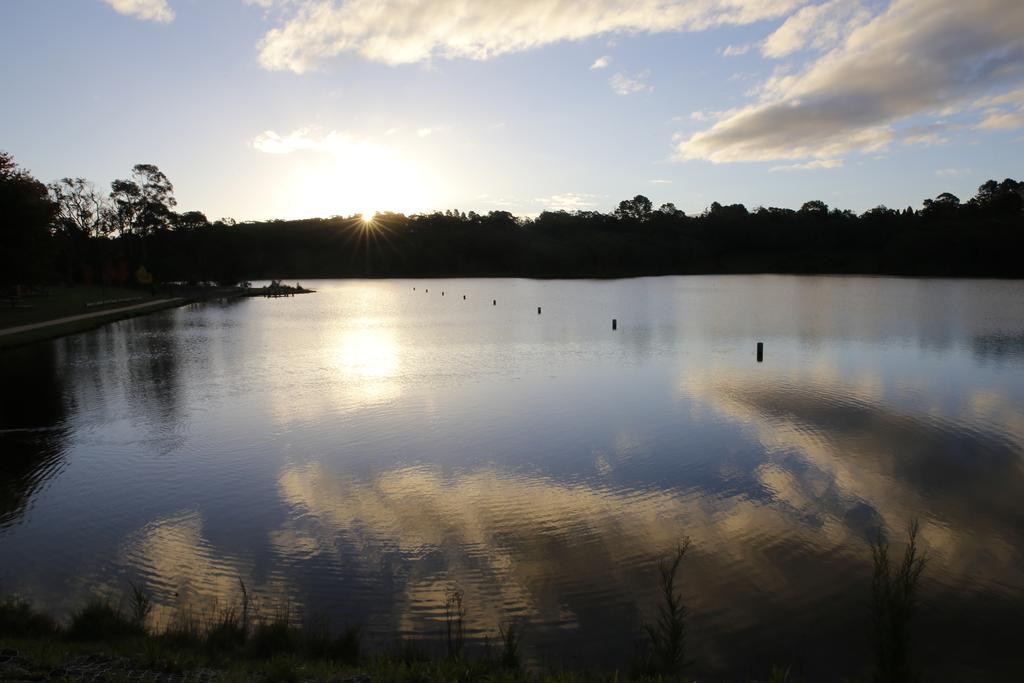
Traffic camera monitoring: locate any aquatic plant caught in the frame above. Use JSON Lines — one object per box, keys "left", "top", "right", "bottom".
{"left": 444, "top": 586, "right": 465, "bottom": 661}
{"left": 642, "top": 537, "right": 693, "bottom": 677}
{"left": 870, "top": 520, "right": 926, "bottom": 683}
{"left": 499, "top": 620, "right": 522, "bottom": 670}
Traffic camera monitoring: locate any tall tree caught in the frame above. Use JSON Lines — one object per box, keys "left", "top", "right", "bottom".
{"left": 615, "top": 194, "right": 654, "bottom": 222}
{"left": 800, "top": 200, "right": 829, "bottom": 214}
{"left": 174, "top": 210, "right": 210, "bottom": 232}
{"left": 109, "top": 164, "right": 177, "bottom": 236}
{"left": 0, "top": 152, "right": 56, "bottom": 286}
{"left": 49, "top": 177, "right": 110, "bottom": 238}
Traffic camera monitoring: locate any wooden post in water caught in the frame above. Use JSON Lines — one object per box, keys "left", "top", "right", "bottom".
{"left": 463, "top": 295, "right": 466, "bottom": 300}
{"left": 612, "top": 319, "right": 617, "bottom": 330}
{"left": 493, "top": 299, "right": 497, "bottom": 306}
{"left": 757, "top": 342, "right": 764, "bottom": 362}
{"left": 538, "top": 307, "right": 542, "bottom": 314}
{"left": 442, "top": 291, "right": 445, "bottom": 296}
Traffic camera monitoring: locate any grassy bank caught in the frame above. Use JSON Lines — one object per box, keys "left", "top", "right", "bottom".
{"left": 0, "top": 286, "right": 157, "bottom": 328}
{"left": 0, "top": 297, "right": 189, "bottom": 349}
{"left": 0, "top": 524, "right": 927, "bottom": 683}
{"left": 0, "top": 283, "right": 319, "bottom": 349}
{"left": 0, "top": 597, "right": 654, "bottom": 682}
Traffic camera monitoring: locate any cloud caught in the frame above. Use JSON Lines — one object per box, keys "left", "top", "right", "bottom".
{"left": 902, "top": 132, "right": 950, "bottom": 147}
{"left": 769, "top": 158, "right": 844, "bottom": 171}
{"left": 537, "top": 193, "right": 597, "bottom": 211}
{"left": 649, "top": 179, "right": 673, "bottom": 184}
{"left": 590, "top": 55, "right": 612, "bottom": 70}
{"left": 722, "top": 44, "right": 753, "bottom": 57}
{"left": 935, "top": 168, "right": 971, "bottom": 178}
{"left": 256, "top": 0, "right": 807, "bottom": 72}
{"left": 970, "top": 87, "right": 1024, "bottom": 130}
{"left": 677, "top": 0, "right": 1024, "bottom": 163}
{"left": 251, "top": 127, "right": 376, "bottom": 155}
{"left": 761, "top": 0, "right": 870, "bottom": 58}
{"left": 103, "top": 0, "right": 174, "bottom": 22}
{"left": 610, "top": 70, "right": 653, "bottom": 95}
{"left": 688, "top": 110, "right": 724, "bottom": 122}
{"left": 976, "top": 111, "right": 1024, "bottom": 130}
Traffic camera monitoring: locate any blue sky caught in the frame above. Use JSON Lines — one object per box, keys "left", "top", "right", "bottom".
{"left": 1, "top": 0, "right": 1022, "bottom": 221}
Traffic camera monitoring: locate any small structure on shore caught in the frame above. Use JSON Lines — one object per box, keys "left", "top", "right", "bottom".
{"left": 247, "top": 280, "right": 316, "bottom": 298}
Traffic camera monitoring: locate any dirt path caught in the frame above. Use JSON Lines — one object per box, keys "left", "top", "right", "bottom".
{"left": 0, "top": 298, "right": 184, "bottom": 338}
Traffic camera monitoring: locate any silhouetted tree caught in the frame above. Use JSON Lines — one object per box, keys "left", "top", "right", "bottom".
{"left": 0, "top": 152, "right": 56, "bottom": 286}
{"left": 174, "top": 210, "right": 210, "bottom": 232}
{"left": 971, "top": 179, "right": 1022, "bottom": 216}
{"left": 922, "top": 192, "right": 960, "bottom": 218}
{"left": 800, "top": 199, "right": 829, "bottom": 214}
{"left": 5, "top": 161, "right": 1023, "bottom": 284}
{"left": 49, "top": 178, "right": 110, "bottom": 239}
{"left": 657, "top": 202, "right": 684, "bottom": 218}
{"left": 110, "top": 164, "right": 177, "bottom": 236}
{"left": 615, "top": 194, "right": 654, "bottom": 222}
{"left": 48, "top": 177, "right": 111, "bottom": 283}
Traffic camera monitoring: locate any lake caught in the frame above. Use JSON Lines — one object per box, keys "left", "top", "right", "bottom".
{"left": 2, "top": 276, "right": 1023, "bottom": 680}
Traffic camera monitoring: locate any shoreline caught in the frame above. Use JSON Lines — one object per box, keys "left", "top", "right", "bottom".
{"left": 0, "top": 284, "right": 314, "bottom": 351}
{"left": 0, "top": 297, "right": 193, "bottom": 350}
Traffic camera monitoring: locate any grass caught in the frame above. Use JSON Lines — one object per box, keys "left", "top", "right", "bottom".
{"left": 0, "top": 599, "right": 58, "bottom": 638}
{"left": 0, "top": 528, "right": 931, "bottom": 682}
{"left": 0, "top": 285, "right": 147, "bottom": 329}
{"left": 66, "top": 599, "right": 146, "bottom": 641}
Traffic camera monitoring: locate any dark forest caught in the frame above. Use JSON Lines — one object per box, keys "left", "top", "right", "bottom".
{"left": 3, "top": 151, "right": 1022, "bottom": 288}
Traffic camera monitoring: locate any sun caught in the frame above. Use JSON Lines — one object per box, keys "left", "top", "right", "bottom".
{"left": 286, "top": 137, "right": 438, "bottom": 219}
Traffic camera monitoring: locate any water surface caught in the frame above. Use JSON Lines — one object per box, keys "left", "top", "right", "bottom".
{"left": 2, "top": 276, "right": 1024, "bottom": 680}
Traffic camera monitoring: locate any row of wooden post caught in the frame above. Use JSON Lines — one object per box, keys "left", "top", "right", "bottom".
{"left": 412, "top": 286, "right": 763, "bottom": 359}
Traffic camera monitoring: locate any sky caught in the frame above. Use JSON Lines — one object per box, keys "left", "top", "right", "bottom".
{"left": 1, "top": 0, "right": 1022, "bottom": 221}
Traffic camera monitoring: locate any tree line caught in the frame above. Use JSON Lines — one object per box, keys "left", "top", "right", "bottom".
{"left": 2, "top": 150, "right": 1022, "bottom": 289}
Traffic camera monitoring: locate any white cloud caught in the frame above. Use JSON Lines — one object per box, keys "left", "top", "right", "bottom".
{"left": 688, "top": 110, "right": 724, "bottom": 122}
{"left": 103, "top": 0, "right": 174, "bottom": 22}
{"left": 973, "top": 88, "right": 1024, "bottom": 109}
{"left": 935, "top": 168, "right": 971, "bottom": 178}
{"left": 976, "top": 111, "right": 1024, "bottom": 130}
{"left": 722, "top": 44, "right": 753, "bottom": 57}
{"left": 761, "top": 0, "right": 870, "bottom": 58}
{"left": 902, "top": 132, "right": 950, "bottom": 147}
{"left": 769, "top": 159, "right": 844, "bottom": 171}
{"left": 677, "top": 0, "right": 1024, "bottom": 163}
{"left": 591, "top": 55, "right": 612, "bottom": 70}
{"left": 649, "top": 179, "right": 673, "bottom": 184}
{"left": 251, "top": 127, "right": 437, "bottom": 216}
{"left": 256, "top": 0, "right": 807, "bottom": 72}
{"left": 537, "top": 193, "right": 597, "bottom": 211}
{"left": 610, "top": 70, "right": 653, "bottom": 95}
{"left": 252, "top": 127, "right": 387, "bottom": 156}
{"left": 970, "top": 87, "right": 1024, "bottom": 130}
